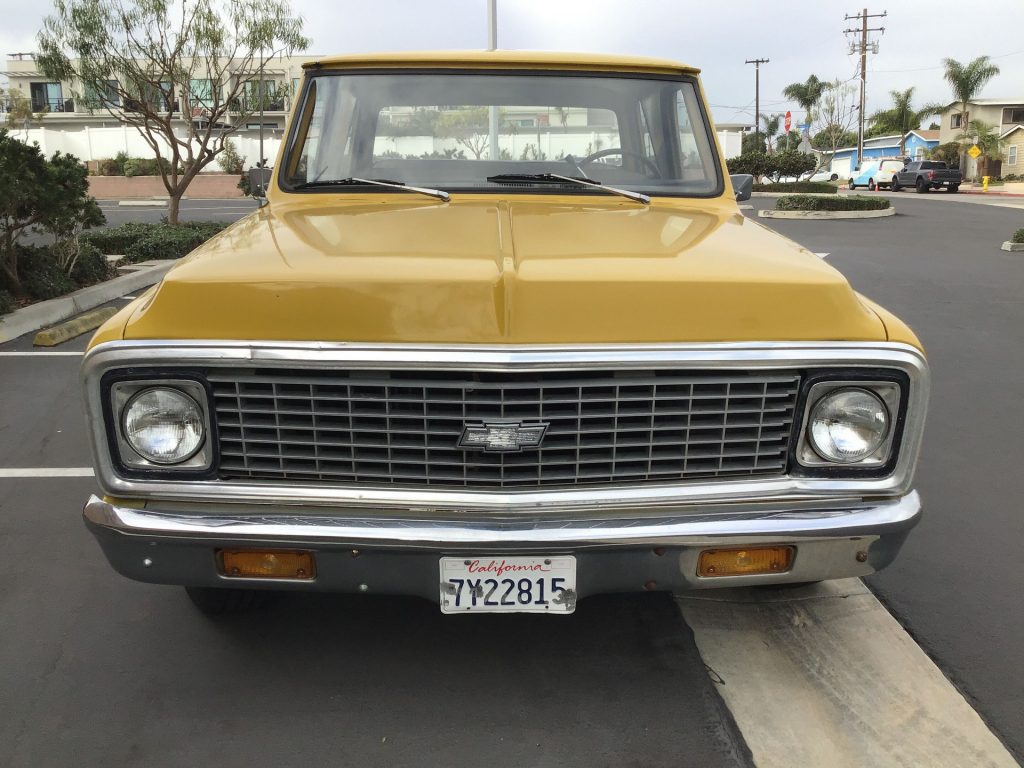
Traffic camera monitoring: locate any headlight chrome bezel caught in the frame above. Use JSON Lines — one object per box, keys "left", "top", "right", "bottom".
{"left": 793, "top": 376, "right": 906, "bottom": 474}
{"left": 106, "top": 376, "right": 215, "bottom": 474}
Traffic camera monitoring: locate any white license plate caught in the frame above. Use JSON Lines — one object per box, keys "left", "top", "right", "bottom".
{"left": 439, "top": 556, "right": 577, "bottom": 614}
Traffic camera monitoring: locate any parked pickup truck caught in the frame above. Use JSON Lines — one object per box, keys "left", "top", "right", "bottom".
{"left": 891, "top": 160, "right": 961, "bottom": 193}
{"left": 81, "top": 51, "right": 929, "bottom": 617}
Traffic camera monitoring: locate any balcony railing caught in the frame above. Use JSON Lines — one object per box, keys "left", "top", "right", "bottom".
{"left": 30, "top": 97, "right": 75, "bottom": 113}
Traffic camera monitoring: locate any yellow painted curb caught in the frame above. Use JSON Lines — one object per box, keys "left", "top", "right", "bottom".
{"left": 33, "top": 306, "right": 119, "bottom": 347}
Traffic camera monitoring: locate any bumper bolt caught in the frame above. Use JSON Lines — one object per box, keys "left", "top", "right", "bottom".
{"left": 358, "top": 583, "right": 369, "bottom": 592}
{"left": 653, "top": 547, "right": 666, "bottom": 557}
{"left": 351, "top": 549, "right": 361, "bottom": 558}
{"left": 142, "top": 558, "right": 153, "bottom": 568}
{"left": 856, "top": 551, "right": 868, "bottom": 563}
{"left": 643, "top": 580, "right": 657, "bottom": 591}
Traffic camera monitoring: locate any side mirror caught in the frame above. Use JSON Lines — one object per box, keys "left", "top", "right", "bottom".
{"left": 247, "top": 166, "right": 273, "bottom": 202}
{"left": 730, "top": 173, "right": 753, "bottom": 202}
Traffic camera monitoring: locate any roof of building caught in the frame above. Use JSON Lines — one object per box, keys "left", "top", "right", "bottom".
{"left": 999, "top": 124, "right": 1024, "bottom": 139}
{"left": 305, "top": 50, "right": 699, "bottom": 74}
{"left": 905, "top": 129, "right": 940, "bottom": 141}
{"left": 942, "top": 97, "right": 1024, "bottom": 109}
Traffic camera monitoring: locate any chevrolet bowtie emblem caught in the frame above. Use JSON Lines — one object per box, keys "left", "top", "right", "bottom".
{"left": 458, "top": 421, "right": 549, "bottom": 452}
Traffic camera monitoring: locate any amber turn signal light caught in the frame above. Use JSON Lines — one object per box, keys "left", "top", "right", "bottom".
{"left": 697, "top": 546, "right": 794, "bottom": 577}
{"left": 217, "top": 549, "right": 316, "bottom": 579}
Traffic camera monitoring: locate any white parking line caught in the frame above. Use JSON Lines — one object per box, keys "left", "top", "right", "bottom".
{"left": 0, "top": 468, "right": 94, "bottom": 477}
{"left": 0, "top": 351, "right": 84, "bottom": 356}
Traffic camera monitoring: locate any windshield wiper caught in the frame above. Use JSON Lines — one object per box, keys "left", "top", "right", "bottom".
{"left": 292, "top": 177, "right": 449, "bottom": 202}
{"left": 485, "top": 173, "right": 650, "bottom": 205}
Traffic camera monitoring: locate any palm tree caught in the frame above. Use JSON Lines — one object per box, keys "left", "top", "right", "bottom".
{"left": 868, "top": 87, "right": 945, "bottom": 155}
{"left": 760, "top": 113, "right": 782, "bottom": 154}
{"left": 782, "top": 75, "right": 827, "bottom": 129}
{"left": 942, "top": 56, "right": 1001, "bottom": 177}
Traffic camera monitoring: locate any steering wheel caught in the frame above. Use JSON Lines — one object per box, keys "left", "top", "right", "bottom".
{"left": 576, "top": 148, "right": 661, "bottom": 178}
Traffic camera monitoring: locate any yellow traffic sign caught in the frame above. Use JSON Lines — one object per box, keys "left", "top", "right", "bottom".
{"left": 967, "top": 144, "right": 982, "bottom": 159}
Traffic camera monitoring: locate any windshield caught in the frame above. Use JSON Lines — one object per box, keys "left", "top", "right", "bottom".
{"left": 281, "top": 71, "right": 722, "bottom": 196}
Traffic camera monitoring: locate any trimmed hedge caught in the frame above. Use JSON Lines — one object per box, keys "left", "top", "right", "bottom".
{"left": 752, "top": 181, "right": 839, "bottom": 194}
{"left": 82, "top": 221, "right": 227, "bottom": 261}
{"left": 1013, "top": 228, "right": 1024, "bottom": 244}
{"left": 122, "top": 221, "right": 227, "bottom": 263}
{"left": 775, "top": 194, "right": 891, "bottom": 212}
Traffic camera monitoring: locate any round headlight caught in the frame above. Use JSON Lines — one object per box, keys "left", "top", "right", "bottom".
{"left": 123, "top": 387, "right": 205, "bottom": 464}
{"left": 808, "top": 388, "right": 890, "bottom": 464}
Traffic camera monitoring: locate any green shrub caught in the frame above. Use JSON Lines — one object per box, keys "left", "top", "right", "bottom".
{"left": 1004, "top": 173, "right": 1019, "bottom": 182}
{"left": 124, "top": 227, "right": 204, "bottom": 262}
{"left": 81, "top": 222, "right": 163, "bottom": 254}
{"left": 775, "top": 194, "right": 890, "bottom": 212}
{"left": 97, "top": 157, "right": 122, "bottom": 176}
{"left": 1012, "top": 228, "right": 1024, "bottom": 244}
{"left": 0, "top": 289, "right": 15, "bottom": 315}
{"left": 752, "top": 181, "right": 838, "bottom": 193}
{"left": 218, "top": 141, "right": 246, "bottom": 174}
{"left": 70, "top": 242, "right": 115, "bottom": 285}
{"left": 17, "top": 245, "right": 76, "bottom": 300}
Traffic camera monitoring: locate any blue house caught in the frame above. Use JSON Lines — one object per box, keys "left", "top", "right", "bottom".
{"left": 819, "top": 130, "right": 940, "bottom": 178}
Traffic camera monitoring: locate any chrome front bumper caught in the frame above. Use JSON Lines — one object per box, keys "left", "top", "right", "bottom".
{"left": 84, "top": 491, "right": 922, "bottom": 598}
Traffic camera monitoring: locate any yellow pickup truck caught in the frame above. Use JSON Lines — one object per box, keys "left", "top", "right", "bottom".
{"left": 81, "top": 51, "right": 928, "bottom": 616}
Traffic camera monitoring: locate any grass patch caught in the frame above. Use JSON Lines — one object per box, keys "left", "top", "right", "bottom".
{"left": 752, "top": 181, "right": 838, "bottom": 194}
{"left": 775, "top": 194, "right": 890, "bottom": 212}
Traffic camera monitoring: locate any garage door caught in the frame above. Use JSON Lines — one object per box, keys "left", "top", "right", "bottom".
{"left": 830, "top": 157, "right": 852, "bottom": 178}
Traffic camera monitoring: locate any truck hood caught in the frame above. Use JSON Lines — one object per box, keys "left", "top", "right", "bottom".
{"left": 122, "top": 196, "right": 886, "bottom": 343}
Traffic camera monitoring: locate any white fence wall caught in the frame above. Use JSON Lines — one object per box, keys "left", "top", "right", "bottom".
{"left": 8, "top": 126, "right": 283, "bottom": 171}
{"left": 10, "top": 125, "right": 741, "bottom": 167}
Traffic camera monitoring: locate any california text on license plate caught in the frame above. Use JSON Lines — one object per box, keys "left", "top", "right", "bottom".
{"left": 439, "top": 556, "right": 577, "bottom": 614}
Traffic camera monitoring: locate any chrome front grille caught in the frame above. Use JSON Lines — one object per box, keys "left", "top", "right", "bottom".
{"left": 209, "top": 368, "right": 801, "bottom": 489}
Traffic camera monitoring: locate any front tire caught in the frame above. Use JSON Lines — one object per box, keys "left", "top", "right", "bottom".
{"left": 868, "top": 178, "right": 876, "bottom": 191}
{"left": 948, "top": 184, "right": 960, "bottom": 193}
{"left": 891, "top": 177, "right": 901, "bottom": 192}
{"left": 848, "top": 179, "right": 856, "bottom": 190}
{"left": 915, "top": 177, "right": 928, "bottom": 193}
{"left": 185, "top": 586, "right": 272, "bottom": 616}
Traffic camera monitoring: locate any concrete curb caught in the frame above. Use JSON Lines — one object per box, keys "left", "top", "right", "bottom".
{"left": 33, "top": 306, "right": 120, "bottom": 347}
{"left": 678, "top": 579, "right": 1020, "bottom": 768}
{"left": 1000, "top": 241, "right": 1024, "bottom": 251}
{"left": 758, "top": 207, "right": 895, "bottom": 220}
{"left": 0, "top": 260, "right": 175, "bottom": 344}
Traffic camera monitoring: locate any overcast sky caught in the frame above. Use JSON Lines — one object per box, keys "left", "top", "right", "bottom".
{"left": 3, "top": 0, "right": 1022, "bottom": 125}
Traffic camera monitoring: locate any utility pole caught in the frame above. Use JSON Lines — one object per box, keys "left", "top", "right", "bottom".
{"left": 844, "top": 8, "right": 886, "bottom": 167}
{"left": 487, "top": 0, "right": 500, "bottom": 161}
{"left": 745, "top": 58, "right": 769, "bottom": 151}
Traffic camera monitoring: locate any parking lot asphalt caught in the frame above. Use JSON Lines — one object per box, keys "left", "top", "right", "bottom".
{"left": 3, "top": 194, "right": 1022, "bottom": 764}
{"left": 747, "top": 194, "right": 1024, "bottom": 759}
{"left": 0, "top": 301, "right": 751, "bottom": 765}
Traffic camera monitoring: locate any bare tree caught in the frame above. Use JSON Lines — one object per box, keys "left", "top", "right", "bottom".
{"left": 36, "top": 0, "right": 308, "bottom": 224}
{"left": 811, "top": 80, "right": 859, "bottom": 176}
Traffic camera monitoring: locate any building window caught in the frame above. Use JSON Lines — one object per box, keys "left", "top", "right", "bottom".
{"left": 950, "top": 113, "right": 965, "bottom": 129}
{"left": 30, "top": 82, "right": 66, "bottom": 112}
{"left": 84, "top": 80, "right": 120, "bottom": 109}
{"left": 915, "top": 146, "right": 925, "bottom": 160}
{"left": 1008, "top": 145, "right": 1018, "bottom": 166}
{"left": 189, "top": 79, "right": 214, "bottom": 110}
{"left": 1005, "top": 108, "right": 1024, "bottom": 124}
